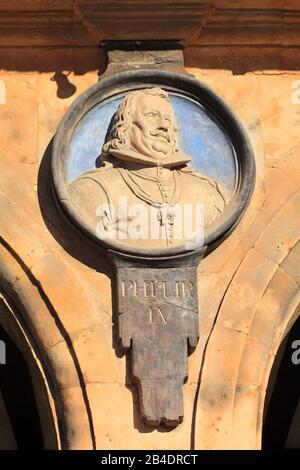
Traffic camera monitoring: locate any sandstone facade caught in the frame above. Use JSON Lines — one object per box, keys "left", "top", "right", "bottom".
{"left": 0, "top": 0, "right": 299, "bottom": 450}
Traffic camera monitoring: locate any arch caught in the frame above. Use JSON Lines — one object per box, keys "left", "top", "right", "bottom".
{"left": 194, "top": 195, "right": 300, "bottom": 449}
{"left": 262, "top": 313, "right": 300, "bottom": 448}
{"left": 0, "top": 312, "right": 52, "bottom": 449}
{"left": 0, "top": 240, "right": 94, "bottom": 449}
{"left": 232, "top": 284, "right": 300, "bottom": 450}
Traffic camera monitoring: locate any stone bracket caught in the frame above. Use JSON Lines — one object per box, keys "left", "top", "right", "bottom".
{"left": 101, "top": 40, "right": 188, "bottom": 77}
{"left": 109, "top": 249, "right": 203, "bottom": 427}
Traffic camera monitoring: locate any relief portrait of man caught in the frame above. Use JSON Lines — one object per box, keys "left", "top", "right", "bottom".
{"left": 68, "top": 87, "right": 230, "bottom": 249}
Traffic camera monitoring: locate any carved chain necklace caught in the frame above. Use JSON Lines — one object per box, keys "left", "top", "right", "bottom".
{"left": 118, "top": 166, "right": 182, "bottom": 244}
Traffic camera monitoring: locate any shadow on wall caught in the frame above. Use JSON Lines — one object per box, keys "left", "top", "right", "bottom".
{"left": 50, "top": 72, "right": 77, "bottom": 99}
{"left": 185, "top": 46, "right": 300, "bottom": 74}
{"left": 37, "top": 138, "right": 112, "bottom": 277}
{"left": 0, "top": 47, "right": 104, "bottom": 74}
{"left": 0, "top": 46, "right": 300, "bottom": 78}
{"left": 0, "top": 47, "right": 103, "bottom": 99}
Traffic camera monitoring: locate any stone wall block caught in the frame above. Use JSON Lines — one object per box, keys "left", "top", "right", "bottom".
{"left": 217, "top": 249, "right": 277, "bottom": 334}
{"left": 30, "top": 252, "right": 103, "bottom": 337}
{"left": 201, "top": 324, "right": 246, "bottom": 384}
{"left": 59, "top": 386, "right": 93, "bottom": 450}
{"left": 71, "top": 324, "right": 122, "bottom": 385}
{"left": 46, "top": 341, "right": 81, "bottom": 391}
{"left": 0, "top": 74, "right": 38, "bottom": 164}
{"left": 255, "top": 192, "right": 300, "bottom": 263}
{"left": 195, "top": 380, "right": 235, "bottom": 450}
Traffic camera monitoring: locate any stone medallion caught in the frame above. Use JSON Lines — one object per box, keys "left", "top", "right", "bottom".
{"left": 52, "top": 70, "right": 255, "bottom": 427}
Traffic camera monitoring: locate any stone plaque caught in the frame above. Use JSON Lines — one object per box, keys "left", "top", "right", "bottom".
{"left": 52, "top": 70, "right": 255, "bottom": 427}
{"left": 110, "top": 250, "right": 201, "bottom": 426}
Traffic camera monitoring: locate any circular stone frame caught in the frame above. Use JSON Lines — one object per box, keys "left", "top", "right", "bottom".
{"left": 52, "top": 69, "right": 255, "bottom": 258}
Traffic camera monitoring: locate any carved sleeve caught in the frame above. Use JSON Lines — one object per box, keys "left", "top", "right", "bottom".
{"left": 68, "top": 176, "right": 111, "bottom": 231}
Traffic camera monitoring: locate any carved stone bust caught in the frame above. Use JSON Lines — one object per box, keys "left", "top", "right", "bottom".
{"left": 68, "top": 87, "right": 229, "bottom": 249}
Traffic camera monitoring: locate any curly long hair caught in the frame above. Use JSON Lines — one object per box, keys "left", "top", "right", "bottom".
{"left": 101, "top": 87, "right": 178, "bottom": 161}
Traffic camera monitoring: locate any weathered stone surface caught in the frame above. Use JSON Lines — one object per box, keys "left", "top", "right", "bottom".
{"left": 72, "top": 324, "right": 121, "bottom": 384}
{"left": 232, "top": 384, "right": 262, "bottom": 450}
{"left": 0, "top": 74, "right": 38, "bottom": 164}
{"left": 281, "top": 240, "right": 300, "bottom": 286}
{"left": 258, "top": 75, "right": 300, "bottom": 169}
{"left": 59, "top": 386, "right": 94, "bottom": 450}
{"left": 237, "top": 337, "right": 271, "bottom": 387}
{"left": 86, "top": 382, "right": 198, "bottom": 450}
{"left": 0, "top": 1, "right": 300, "bottom": 48}
{"left": 37, "top": 72, "right": 97, "bottom": 161}
{"left": 0, "top": 33, "right": 300, "bottom": 450}
{"left": 11, "top": 275, "right": 63, "bottom": 350}
{"left": 114, "top": 259, "right": 199, "bottom": 427}
{"left": 195, "top": 380, "right": 235, "bottom": 450}
{"left": 217, "top": 249, "right": 278, "bottom": 334}
{"left": 280, "top": 142, "right": 300, "bottom": 186}
{"left": 201, "top": 324, "right": 246, "bottom": 385}
{"left": 249, "top": 270, "right": 300, "bottom": 351}
{"left": 46, "top": 341, "right": 81, "bottom": 391}
{"left": 255, "top": 192, "right": 300, "bottom": 264}
{"left": 30, "top": 252, "right": 103, "bottom": 337}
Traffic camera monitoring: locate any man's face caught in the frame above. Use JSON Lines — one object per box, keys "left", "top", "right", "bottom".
{"left": 128, "top": 94, "right": 177, "bottom": 160}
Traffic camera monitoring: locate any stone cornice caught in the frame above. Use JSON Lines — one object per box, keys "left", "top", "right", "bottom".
{"left": 0, "top": 1, "right": 299, "bottom": 47}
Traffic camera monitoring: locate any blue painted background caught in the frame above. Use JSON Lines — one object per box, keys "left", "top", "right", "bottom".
{"left": 67, "top": 92, "right": 237, "bottom": 191}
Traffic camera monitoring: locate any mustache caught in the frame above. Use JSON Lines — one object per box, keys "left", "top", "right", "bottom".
{"left": 150, "top": 131, "right": 172, "bottom": 142}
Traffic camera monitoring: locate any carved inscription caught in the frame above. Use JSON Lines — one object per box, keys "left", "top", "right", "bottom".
{"left": 149, "top": 306, "right": 167, "bottom": 324}
{"left": 121, "top": 279, "right": 194, "bottom": 298}
{"left": 114, "top": 262, "right": 199, "bottom": 427}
